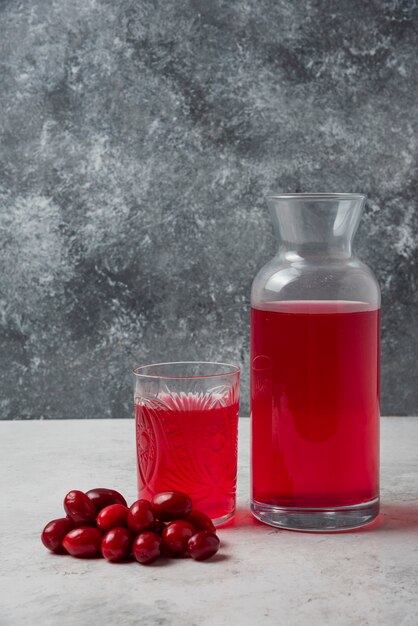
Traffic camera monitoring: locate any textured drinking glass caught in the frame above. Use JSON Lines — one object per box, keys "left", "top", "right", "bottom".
{"left": 251, "top": 193, "right": 380, "bottom": 531}
{"left": 134, "top": 361, "right": 240, "bottom": 525}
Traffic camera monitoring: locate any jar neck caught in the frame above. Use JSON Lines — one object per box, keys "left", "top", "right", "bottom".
{"left": 267, "top": 194, "right": 365, "bottom": 263}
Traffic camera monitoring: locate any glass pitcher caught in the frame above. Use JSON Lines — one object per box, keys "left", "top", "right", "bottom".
{"left": 250, "top": 193, "right": 380, "bottom": 531}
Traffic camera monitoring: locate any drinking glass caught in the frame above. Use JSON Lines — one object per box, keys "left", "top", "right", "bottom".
{"left": 134, "top": 361, "right": 240, "bottom": 525}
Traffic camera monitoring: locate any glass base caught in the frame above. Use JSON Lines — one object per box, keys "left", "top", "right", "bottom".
{"left": 251, "top": 497, "right": 379, "bottom": 532}
{"left": 212, "top": 509, "right": 235, "bottom": 526}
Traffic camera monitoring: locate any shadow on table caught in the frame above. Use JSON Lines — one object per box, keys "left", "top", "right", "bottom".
{"left": 218, "top": 507, "right": 264, "bottom": 530}
{"left": 373, "top": 502, "right": 418, "bottom": 533}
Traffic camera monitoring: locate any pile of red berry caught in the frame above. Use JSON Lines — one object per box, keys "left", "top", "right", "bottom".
{"left": 41, "top": 488, "right": 220, "bottom": 564}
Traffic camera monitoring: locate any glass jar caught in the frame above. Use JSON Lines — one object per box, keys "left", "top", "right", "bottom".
{"left": 250, "top": 193, "right": 380, "bottom": 531}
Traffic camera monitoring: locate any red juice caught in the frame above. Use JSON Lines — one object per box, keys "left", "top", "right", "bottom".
{"left": 251, "top": 301, "right": 380, "bottom": 509}
{"left": 136, "top": 393, "right": 239, "bottom": 521}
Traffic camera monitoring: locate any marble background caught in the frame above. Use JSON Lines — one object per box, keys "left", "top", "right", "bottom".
{"left": 0, "top": 0, "right": 417, "bottom": 418}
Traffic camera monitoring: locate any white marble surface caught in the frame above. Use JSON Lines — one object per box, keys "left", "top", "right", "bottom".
{"left": 1, "top": 418, "right": 418, "bottom": 626}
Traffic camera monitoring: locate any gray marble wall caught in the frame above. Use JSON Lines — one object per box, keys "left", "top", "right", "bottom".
{"left": 1, "top": 0, "right": 417, "bottom": 418}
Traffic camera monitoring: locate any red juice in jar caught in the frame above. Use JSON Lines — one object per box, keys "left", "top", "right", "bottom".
{"left": 136, "top": 392, "right": 239, "bottom": 522}
{"left": 251, "top": 301, "right": 380, "bottom": 510}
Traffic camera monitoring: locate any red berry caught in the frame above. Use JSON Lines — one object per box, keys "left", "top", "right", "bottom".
{"left": 41, "top": 518, "right": 73, "bottom": 553}
{"left": 152, "top": 491, "right": 193, "bottom": 522}
{"left": 162, "top": 520, "right": 195, "bottom": 556}
{"left": 97, "top": 504, "right": 129, "bottom": 531}
{"left": 187, "top": 531, "right": 220, "bottom": 561}
{"left": 85, "top": 488, "right": 127, "bottom": 513}
{"left": 184, "top": 510, "right": 216, "bottom": 533}
{"left": 64, "top": 490, "right": 96, "bottom": 525}
{"left": 127, "top": 500, "right": 155, "bottom": 533}
{"left": 62, "top": 527, "right": 103, "bottom": 558}
{"left": 132, "top": 532, "right": 162, "bottom": 564}
{"left": 101, "top": 527, "right": 132, "bottom": 562}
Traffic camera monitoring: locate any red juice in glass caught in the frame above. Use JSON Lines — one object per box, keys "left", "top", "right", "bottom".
{"left": 251, "top": 301, "right": 380, "bottom": 510}
{"left": 136, "top": 394, "right": 239, "bottom": 521}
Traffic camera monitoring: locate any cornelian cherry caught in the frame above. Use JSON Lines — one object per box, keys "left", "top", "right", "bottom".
{"left": 132, "top": 532, "right": 162, "bottom": 564}
{"left": 41, "top": 518, "right": 73, "bottom": 553}
{"left": 97, "top": 504, "right": 129, "bottom": 531}
{"left": 185, "top": 510, "right": 215, "bottom": 533}
{"left": 152, "top": 491, "right": 193, "bottom": 521}
{"left": 62, "top": 527, "right": 103, "bottom": 558}
{"left": 187, "top": 531, "right": 220, "bottom": 561}
{"left": 42, "top": 488, "right": 221, "bottom": 565}
{"left": 162, "top": 520, "right": 195, "bottom": 555}
{"left": 86, "top": 488, "right": 127, "bottom": 513}
{"left": 101, "top": 527, "right": 132, "bottom": 562}
{"left": 127, "top": 500, "right": 155, "bottom": 533}
{"left": 64, "top": 490, "right": 96, "bottom": 525}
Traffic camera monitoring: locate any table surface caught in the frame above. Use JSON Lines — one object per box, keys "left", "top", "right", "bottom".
{"left": 1, "top": 417, "right": 418, "bottom": 626}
